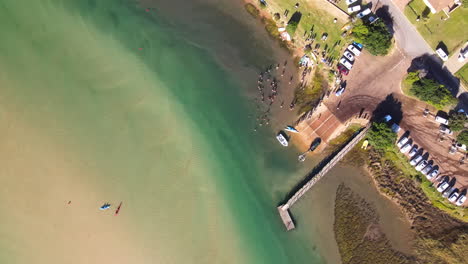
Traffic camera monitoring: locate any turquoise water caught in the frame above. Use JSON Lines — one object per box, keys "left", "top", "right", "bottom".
{"left": 0, "top": 1, "right": 325, "bottom": 263}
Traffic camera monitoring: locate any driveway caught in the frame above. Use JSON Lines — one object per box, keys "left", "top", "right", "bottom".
{"left": 445, "top": 43, "right": 467, "bottom": 74}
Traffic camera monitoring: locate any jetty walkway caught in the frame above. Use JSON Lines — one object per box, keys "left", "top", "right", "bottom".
{"left": 277, "top": 124, "right": 371, "bottom": 231}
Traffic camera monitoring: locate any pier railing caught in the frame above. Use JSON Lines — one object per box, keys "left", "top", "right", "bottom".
{"left": 278, "top": 124, "right": 370, "bottom": 230}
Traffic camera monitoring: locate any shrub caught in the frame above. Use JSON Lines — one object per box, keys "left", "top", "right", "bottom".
{"left": 367, "top": 122, "right": 397, "bottom": 150}
{"left": 404, "top": 71, "right": 420, "bottom": 85}
{"left": 410, "top": 78, "right": 457, "bottom": 109}
{"left": 352, "top": 20, "right": 392, "bottom": 56}
{"left": 273, "top": 13, "right": 280, "bottom": 20}
{"left": 448, "top": 112, "right": 467, "bottom": 131}
{"left": 286, "top": 21, "right": 298, "bottom": 34}
{"left": 457, "top": 130, "right": 468, "bottom": 145}
{"left": 244, "top": 3, "right": 260, "bottom": 18}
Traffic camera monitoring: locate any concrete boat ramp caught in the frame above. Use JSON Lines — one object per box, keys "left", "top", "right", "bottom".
{"left": 278, "top": 125, "right": 370, "bottom": 231}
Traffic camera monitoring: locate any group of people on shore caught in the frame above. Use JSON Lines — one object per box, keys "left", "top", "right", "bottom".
{"left": 252, "top": 60, "right": 297, "bottom": 131}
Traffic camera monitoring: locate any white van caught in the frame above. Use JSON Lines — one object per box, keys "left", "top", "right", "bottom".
{"left": 339, "top": 57, "right": 353, "bottom": 70}
{"left": 435, "top": 115, "right": 449, "bottom": 125}
{"left": 436, "top": 48, "right": 448, "bottom": 61}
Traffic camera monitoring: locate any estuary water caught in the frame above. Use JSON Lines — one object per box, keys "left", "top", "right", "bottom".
{"left": 0, "top": 0, "right": 327, "bottom": 263}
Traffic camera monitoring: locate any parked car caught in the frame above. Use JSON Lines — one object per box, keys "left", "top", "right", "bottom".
{"left": 347, "top": 44, "right": 361, "bottom": 56}
{"left": 437, "top": 181, "right": 450, "bottom": 193}
{"left": 449, "top": 191, "right": 460, "bottom": 202}
{"left": 427, "top": 169, "right": 439, "bottom": 180}
{"left": 408, "top": 146, "right": 418, "bottom": 157}
{"left": 456, "top": 194, "right": 466, "bottom": 206}
{"left": 339, "top": 57, "right": 353, "bottom": 70}
{"left": 397, "top": 137, "right": 409, "bottom": 148}
{"left": 337, "top": 64, "right": 349, "bottom": 75}
{"left": 367, "top": 15, "right": 379, "bottom": 24}
{"left": 410, "top": 155, "right": 423, "bottom": 166}
{"left": 421, "top": 164, "right": 433, "bottom": 175}
{"left": 335, "top": 87, "right": 345, "bottom": 96}
{"left": 343, "top": 50, "right": 355, "bottom": 62}
{"left": 353, "top": 41, "right": 363, "bottom": 50}
{"left": 458, "top": 48, "right": 467, "bottom": 62}
{"left": 443, "top": 187, "right": 456, "bottom": 198}
{"left": 348, "top": 5, "right": 361, "bottom": 13}
{"left": 391, "top": 123, "right": 400, "bottom": 133}
{"left": 400, "top": 143, "right": 412, "bottom": 153}
{"left": 415, "top": 160, "right": 428, "bottom": 171}
{"left": 356, "top": 8, "right": 371, "bottom": 19}
{"left": 435, "top": 115, "right": 449, "bottom": 125}
{"left": 436, "top": 48, "right": 448, "bottom": 61}
{"left": 345, "top": 0, "right": 358, "bottom": 5}
{"left": 439, "top": 124, "right": 453, "bottom": 135}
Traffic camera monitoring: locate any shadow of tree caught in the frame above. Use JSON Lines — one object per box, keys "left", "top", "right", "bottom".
{"left": 407, "top": 53, "right": 461, "bottom": 97}
{"left": 375, "top": 5, "right": 395, "bottom": 35}
{"left": 371, "top": 94, "right": 403, "bottom": 125}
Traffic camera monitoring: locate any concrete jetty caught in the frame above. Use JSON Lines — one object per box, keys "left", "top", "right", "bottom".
{"left": 278, "top": 124, "right": 370, "bottom": 231}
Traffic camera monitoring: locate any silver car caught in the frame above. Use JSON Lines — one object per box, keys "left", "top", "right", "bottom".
{"left": 408, "top": 146, "right": 418, "bottom": 157}
{"left": 427, "top": 169, "right": 439, "bottom": 180}
{"left": 415, "top": 160, "right": 428, "bottom": 171}
{"left": 410, "top": 155, "right": 423, "bottom": 166}
{"left": 397, "top": 137, "right": 409, "bottom": 148}
{"left": 443, "top": 187, "right": 456, "bottom": 198}
{"left": 343, "top": 50, "right": 355, "bottom": 62}
{"left": 449, "top": 191, "right": 459, "bottom": 202}
{"left": 437, "top": 181, "right": 450, "bottom": 193}
{"left": 456, "top": 195, "right": 466, "bottom": 206}
{"left": 400, "top": 143, "right": 412, "bottom": 153}
{"left": 421, "top": 164, "right": 433, "bottom": 175}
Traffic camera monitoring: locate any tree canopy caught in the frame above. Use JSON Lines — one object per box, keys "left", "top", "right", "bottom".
{"left": 449, "top": 112, "right": 468, "bottom": 131}
{"left": 410, "top": 78, "right": 456, "bottom": 109}
{"left": 367, "top": 122, "right": 397, "bottom": 150}
{"left": 352, "top": 20, "right": 392, "bottom": 56}
{"left": 457, "top": 130, "right": 468, "bottom": 145}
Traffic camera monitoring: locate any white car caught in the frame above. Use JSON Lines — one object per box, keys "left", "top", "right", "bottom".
{"left": 400, "top": 143, "right": 412, "bottom": 153}
{"left": 439, "top": 125, "right": 453, "bottom": 135}
{"left": 427, "top": 169, "right": 439, "bottom": 180}
{"left": 339, "top": 57, "right": 353, "bottom": 70}
{"left": 435, "top": 115, "right": 449, "bottom": 125}
{"left": 415, "top": 160, "right": 428, "bottom": 171}
{"left": 408, "top": 146, "right": 418, "bottom": 157}
{"left": 421, "top": 164, "right": 432, "bottom": 175}
{"left": 437, "top": 181, "right": 450, "bottom": 193}
{"left": 410, "top": 155, "right": 423, "bottom": 166}
{"left": 343, "top": 50, "right": 355, "bottom": 62}
{"left": 456, "top": 195, "right": 466, "bottom": 206}
{"left": 443, "top": 187, "right": 456, "bottom": 198}
{"left": 397, "top": 137, "right": 409, "bottom": 148}
{"left": 348, "top": 5, "right": 361, "bottom": 13}
{"left": 449, "top": 192, "right": 459, "bottom": 202}
{"left": 356, "top": 8, "right": 371, "bottom": 19}
{"left": 436, "top": 48, "right": 448, "bottom": 61}
{"left": 345, "top": 0, "right": 358, "bottom": 5}
{"left": 347, "top": 44, "right": 361, "bottom": 56}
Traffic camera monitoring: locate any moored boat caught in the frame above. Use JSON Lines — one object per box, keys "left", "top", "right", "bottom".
{"left": 276, "top": 131, "right": 289, "bottom": 147}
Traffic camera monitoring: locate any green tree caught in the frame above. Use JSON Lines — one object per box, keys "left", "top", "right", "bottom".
{"left": 410, "top": 78, "right": 456, "bottom": 109}
{"left": 404, "top": 71, "right": 420, "bottom": 85}
{"left": 457, "top": 130, "right": 468, "bottom": 145}
{"left": 352, "top": 21, "right": 392, "bottom": 56}
{"left": 367, "top": 122, "right": 397, "bottom": 150}
{"left": 449, "top": 113, "right": 468, "bottom": 131}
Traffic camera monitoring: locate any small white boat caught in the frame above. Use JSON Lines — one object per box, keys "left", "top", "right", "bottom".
{"left": 285, "top": 126, "right": 299, "bottom": 133}
{"left": 276, "top": 132, "right": 289, "bottom": 147}
{"left": 100, "top": 203, "right": 111, "bottom": 210}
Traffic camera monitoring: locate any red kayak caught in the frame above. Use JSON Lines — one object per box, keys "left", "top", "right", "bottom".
{"left": 115, "top": 202, "right": 123, "bottom": 215}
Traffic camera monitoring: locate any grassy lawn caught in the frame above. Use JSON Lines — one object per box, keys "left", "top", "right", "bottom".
{"left": 383, "top": 146, "right": 468, "bottom": 222}
{"left": 250, "top": 0, "right": 351, "bottom": 66}
{"left": 455, "top": 63, "right": 468, "bottom": 87}
{"left": 404, "top": 0, "right": 468, "bottom": 53}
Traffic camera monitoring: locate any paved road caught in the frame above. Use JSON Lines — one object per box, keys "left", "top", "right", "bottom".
{"left": 371, "top": 0, "right": 433, "bottom": 57}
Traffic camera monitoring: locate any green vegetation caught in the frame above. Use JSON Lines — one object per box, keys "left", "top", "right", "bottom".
{"left": 249, "top": 0, "right": 350, "bottom": 65}
{"left": 286, "top": 20, "right": 299, "bottom": 34}
{"left": 416, "top": 234, "right": 468, "bottom": 264}
{"left": 334, "top": 185, "right": 413, "bottom": 264}
{"left": 294, "top": 69, "right": 327, "bottom": 114}
{"left": 408, "top": 76, "right": 456, "bottom": 109}
{"left": 352, "top": 20, "right": 393, "bottom": 56}
{"left": 325, "top": 124, "right": 362, "bottom": 155}
{"left": 457, "top": 130, "right": 468, "bottom": 145}
{"left": 244, "top": 3, "right": 260, "bottom": 18}
{"left": 261, "top": 16, "right": 280, "bottom": 38}
{"left": 404, "top": 0, "right": 468, "bottom": 53}
{"left": 366, "top": 122, "right": 397, "bottom": 150}
{"left": 455, "top": 63, "right": 468, "bottom": 87}
{"left": 448, "top": 112, "right": 467, "bottom": 131}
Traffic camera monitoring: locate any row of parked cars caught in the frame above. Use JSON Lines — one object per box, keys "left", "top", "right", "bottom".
{"left": 337, "top": 42, "right": 363, "bottom": 75}
{"left": 346, "top": 0, "right": 377, "bottom": 22}
{"left": 396, "top": 136, "right": 466, "bottom": 206}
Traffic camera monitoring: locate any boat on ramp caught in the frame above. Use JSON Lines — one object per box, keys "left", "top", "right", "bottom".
{"left": 276, "top": 131, "right": 289, "bottom": 147}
